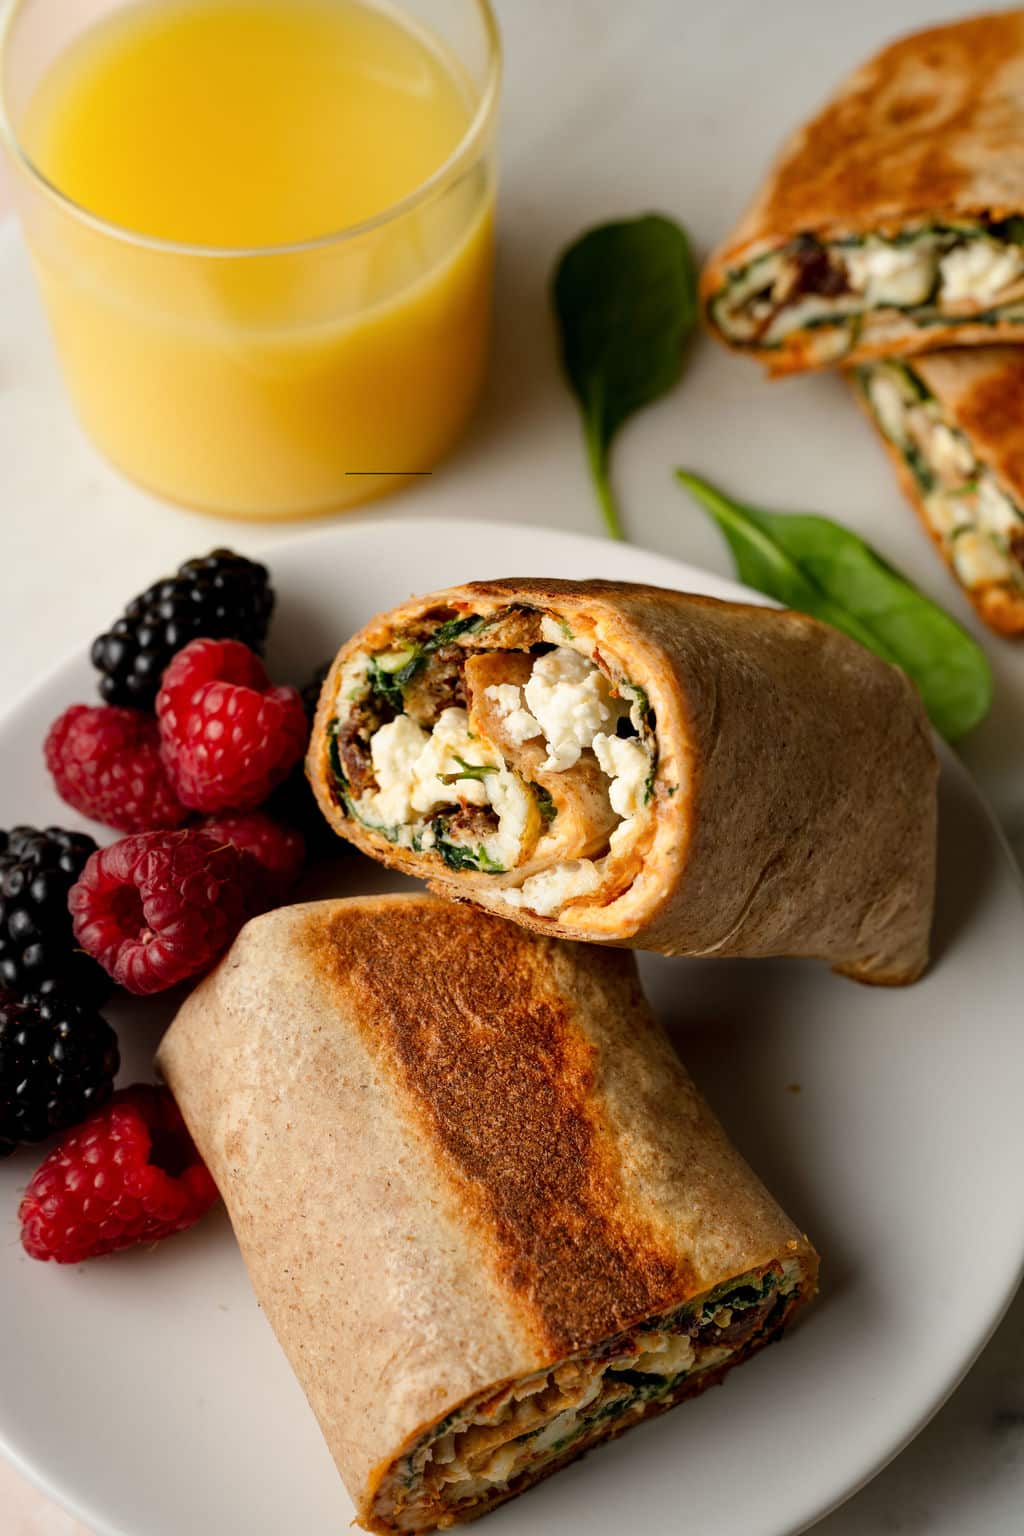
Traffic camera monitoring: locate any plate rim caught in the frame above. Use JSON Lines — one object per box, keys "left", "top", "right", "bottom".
{"left": 2, "top": 513, "right": 1023, "bottom": 1536}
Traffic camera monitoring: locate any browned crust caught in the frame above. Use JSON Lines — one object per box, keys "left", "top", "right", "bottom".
{"left": 928, "top": 344, "right": 1024, "bottom": 492}
{"left": 307, "top": 579, "right": 938, "bottom": 985}
{"left": 701, "top": 10, "right": 1024, "bottom": 373}
{"left": 849, "top": 368, "right": 1024, "bottom": 636}
{"left": 158, "top": 896, "right": 818, "bottom": 1529}
{"left": 306, "top": 902, "right": 693, "bottom": 1357}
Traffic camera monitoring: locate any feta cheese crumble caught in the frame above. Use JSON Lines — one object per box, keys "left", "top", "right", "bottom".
{"left": 358, "top": 707, "right": 532, "bottom": 869}
{"left": 861, "top": 359, "right": 1024, "bottom": 601}
{"left": 926, "top": 423, "right": 974, "bottom": 482}
{"left": 484, "top": 683, "right": 543, "bottom": 748}
{"left": 716, "top": 224, "right": 1024, "bottom": 352}
{"left": 540, "top": 614, "right": 573, "bottom": 644}
{"left": 592, "top": 733, "right": 651, "bottom": 820}
{"left": 952, "top": 530, "right": 1014, "bottom": 587}
{"left": 976, "top": 478, "right": 1021, "bottom": 539}
{"left": 370, "top": 714, "right": 430, "bottom": 824}
{"left": 485, "top": 648, "right": 630, "bottom": 773}
{"left": 520, "top": 647, "right": 623, "bottom": 771}
{"left": 346, "top": 630, "right": 658, "bottom": 916}
{"left": 500, "top": 859, "right": 602, "bottom": 916}
{"left": 408, "top": 708, "right": 494, "bottom": 817}
{"left": 845, "top": 241, "right": 935, "bottom": 306}
{"left": 867, "top": 369, "right": 910, "bottom": 443}
{"left": 498, "top": 727, "right": 652, "bottom": 918}
{"left": 941, "top": 241, "right": 1024, "bottom": 304}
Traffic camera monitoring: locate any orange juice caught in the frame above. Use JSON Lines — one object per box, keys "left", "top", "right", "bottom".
{"left": 9, "top": 0, "right": 497, "bottom": 517}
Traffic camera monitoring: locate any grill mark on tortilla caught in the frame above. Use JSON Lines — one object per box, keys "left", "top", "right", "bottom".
{"left": 751, "top": 15, "right": 1021, "bottom": 233}
{"left": 955, "top": 361, "right": 1024, "bottom": 491}
{"left": 306, "top": 903, "right": 691, "bottom": 1355}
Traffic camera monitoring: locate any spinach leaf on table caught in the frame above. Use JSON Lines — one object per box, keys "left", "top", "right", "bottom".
{"left": 675, "top": 470, "right": 993, "bottom": 742}
{"left": 553, "top": 215, "right": 697, "bottom": 540}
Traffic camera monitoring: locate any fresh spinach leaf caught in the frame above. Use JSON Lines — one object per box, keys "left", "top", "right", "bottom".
{"left": 441, "top": 757, "right": 498, "bottom": 785}
{"left": 532, "top": 784, "right": 557, "bottom": 825}
{"left": 898, "top": 363, "right": 933, "bottom": 403}
{"left": 554, "top": 214, "right": 697, "bottom": 540}
{"left": 605, "top": 1368, "right": 666, "bottom": 1388}
{"left": 326, "top": 718, "right": 350, "bottom": 805}
{"left": 991, "top": 214, "right": 1024, "bottom": 245}
{"left": 367, "top": 653, "right": 420, "bottom": 710}
{"left": 620, "top": 680, "right": 652, "bottom": 724}
{"left": 432, "top": 818, "right": 506, "bottom": 873}
{"left": 675, "top": 470, "right": 993, "bottom": 741}
{"left": 366, "top": 618, "right": 485, "bottom": 711}
{"left": 902, "top": 444, "right": 936, "bottom": 494}
{"left": 426, "top": 614, "right": 486, "bottom": 650}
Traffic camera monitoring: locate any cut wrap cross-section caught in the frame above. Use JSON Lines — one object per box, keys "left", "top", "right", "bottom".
{"left": 701, "top": 12, "right": 1024, "bottom": 374}
{"left": 307, "top": 578, "right": 938, "bottom": 985}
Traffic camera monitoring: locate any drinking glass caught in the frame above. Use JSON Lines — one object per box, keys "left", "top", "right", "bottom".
{"left": 0, "top": 0, "right": 500, "bottom": 519}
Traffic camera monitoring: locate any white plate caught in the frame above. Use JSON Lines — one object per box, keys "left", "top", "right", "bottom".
{"left": 2, "top": 517, "right": 1023, "bottom": 1536}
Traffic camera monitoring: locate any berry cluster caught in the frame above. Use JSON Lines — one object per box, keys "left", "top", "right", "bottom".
{"left": 3, "top": 549, "right": 335, "bottom": 1264}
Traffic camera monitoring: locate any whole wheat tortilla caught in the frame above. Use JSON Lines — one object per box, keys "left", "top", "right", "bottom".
{"left": 855, "top": 345, "right": 1024, "bottom": 635}
{"left": 156, "top": 896, "right": 818, "bottom": 1533}
{"left": 701, "top": 10, "right": 1024, "bottom": 374}
{"left": 308, "top": 579, "right": 938, "bottom": 985}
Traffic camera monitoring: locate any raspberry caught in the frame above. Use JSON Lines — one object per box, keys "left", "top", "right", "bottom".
{"left": 198, "top": 811, "right": 305, "bottom": 899}
{"left": 0, "top": 989, "right": 119, "bottom": 1157}
{"left": 45, "top": 705, "right": 189, "bottom": 834}
{"left": 157, "top": 639, "right": 307, "bottom": 812}
{"left": 69, "top": 830, "right": 254, "bottom": 995}
{"left": 19, "top": 1084, "right": 218, "bottom": 1263}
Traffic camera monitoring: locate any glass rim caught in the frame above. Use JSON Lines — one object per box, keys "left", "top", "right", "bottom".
{"left": 0, "top": 0, "right": 501, "bottom": 260}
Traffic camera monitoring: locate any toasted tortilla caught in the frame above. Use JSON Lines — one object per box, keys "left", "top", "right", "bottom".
{"left": 308, "top": 579, "right": 938, "bottom": 985}
{"left": 702, "top": 11, "right": 1024, "bottom": 373}
{"left": 156, "top": 896, "right": 818, "bottom": 1533}
{"left": 853, "top": 345, "right": 1024, "bottom": 634}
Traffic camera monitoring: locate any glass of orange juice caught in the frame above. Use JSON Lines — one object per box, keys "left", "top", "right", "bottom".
{"left": 0, "top": 0, "right": 499, "bottom": 519}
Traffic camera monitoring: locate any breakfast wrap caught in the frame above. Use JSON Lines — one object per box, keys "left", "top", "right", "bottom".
{"left": 702, "top": 11, "right": 1024, "bottom": 375}
{"left": 156, "top": 896, "right": 819, "bottom": 1533}
{"left": 854, "top": 346, "right": 1024, "bottom": 635}
{"left": 307, "top": 578, "right": 938, "bottom": 985}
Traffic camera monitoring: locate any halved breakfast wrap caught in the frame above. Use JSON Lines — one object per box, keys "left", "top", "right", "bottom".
{"left": 307, "top": 578, "right": 938, "bottom": 984}
{"left": 854, "top": 346, "right": 1024, "bottom": 635}
{"left": 156, "top": 896, "right": 819, "bottom": 1534}
{"left": 702, "top": 12, "right": 1024, "bottom": 375}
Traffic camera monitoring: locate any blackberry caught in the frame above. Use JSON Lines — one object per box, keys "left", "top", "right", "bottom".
{"left": 90, "top": 548, "right": 275, "bottom": 709}
{"left": 0, "top": 826, "right": 111, "bottom": 1004}
{"left": 0, "top": 989, "right": 119, "bottom": 1157}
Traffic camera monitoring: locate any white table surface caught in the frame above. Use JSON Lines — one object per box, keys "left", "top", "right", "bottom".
{"left": 3, "top": 1, "right": 1024, "bottom": 1532}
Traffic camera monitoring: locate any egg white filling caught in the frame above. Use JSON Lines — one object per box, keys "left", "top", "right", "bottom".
{"left": 330, "top": 624, "right": 658, "bottom": 917}
{"left": 373, "top": 1261, "right": 800, "bottom": 1532}
{"left": 713, "top": 225, "right": 1024, "bottom": 358}
{"left": 858, "top": 359, "right": 1024, "bottom": 595}
{"left": 363, "top": 706, "right": 532, "bottom": 870}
